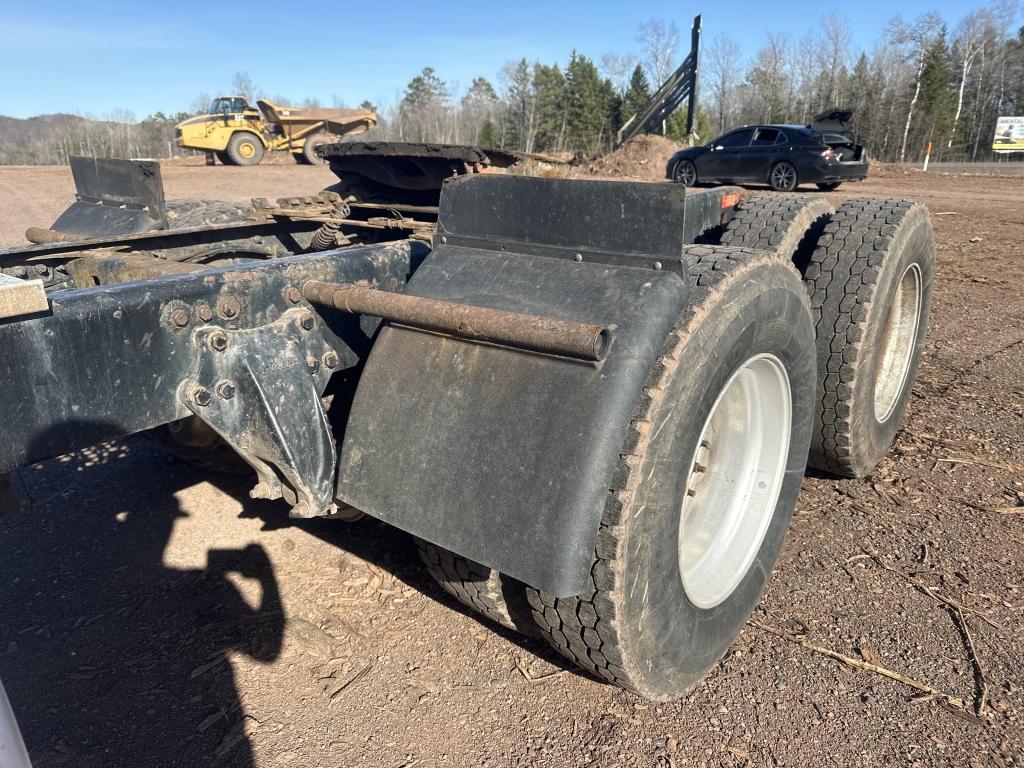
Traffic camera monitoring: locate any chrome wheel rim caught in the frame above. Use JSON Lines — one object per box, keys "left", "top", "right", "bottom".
{"left": 678, "top": 354, "right": 792, "bottom": 609}
{"left": 873, "top": 263, "right": 922, "bottom": 422}
{"left": 771, "top": 163, "right": 795, "bottom": 190}
{"left": 676, "top": 162, "right": 696, "bottom": 186}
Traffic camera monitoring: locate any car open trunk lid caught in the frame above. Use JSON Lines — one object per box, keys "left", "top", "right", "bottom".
{"left": 809, "top": 109, "right": 855, "bottom": 137}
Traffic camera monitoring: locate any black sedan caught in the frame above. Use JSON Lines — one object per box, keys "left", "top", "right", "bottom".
{"left": 666, "top": 111, "right": 868, "bottom": 192}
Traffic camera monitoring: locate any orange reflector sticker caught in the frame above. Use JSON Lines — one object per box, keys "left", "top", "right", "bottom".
{"left": 721, "top": 193, "right": 740, "bottom": 209}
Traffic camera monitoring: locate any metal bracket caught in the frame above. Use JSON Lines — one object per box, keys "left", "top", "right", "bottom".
{"left": 179, "top": 307, "right": 339, "bottom": 518}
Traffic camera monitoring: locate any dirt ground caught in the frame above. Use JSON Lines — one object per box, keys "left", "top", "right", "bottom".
{"left": 0, "top": 161, "right": 1022, "bottom": 768}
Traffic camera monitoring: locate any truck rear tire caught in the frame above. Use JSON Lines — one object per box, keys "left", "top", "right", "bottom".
{"left": 803, "top": 198, "right": 934, "bottom": 477}
{"left": 525, "top": 246, "right": 816, "bottom": 700}
{"left": 720, "top": 194, "right": 833, "bottom": 268}
{"left": 226, "top": 132, "right": 264, "bottom": 166}
{"left": 416, "top": 541, "right": 537, "bottom": 635}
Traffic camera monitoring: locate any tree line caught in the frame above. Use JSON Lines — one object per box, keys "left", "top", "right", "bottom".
{"left": 2, "top": 3, "right": 1022, "bottom": 165}
{"left": 376, "top": 3, "right": 1024, "bottom": 162}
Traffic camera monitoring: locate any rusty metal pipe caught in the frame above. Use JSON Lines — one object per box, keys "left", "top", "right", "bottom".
{"left": 302, "top": 280, "right": 611, "bottom": 362}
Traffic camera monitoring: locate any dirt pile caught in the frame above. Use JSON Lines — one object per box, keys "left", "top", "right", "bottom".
{"left": 584, "top": 134, "right": 684, "bottom": 181}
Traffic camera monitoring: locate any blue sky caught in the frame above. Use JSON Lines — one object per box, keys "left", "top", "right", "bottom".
{"left": 3, "top": 0, "right": 1014, "bottom": 119}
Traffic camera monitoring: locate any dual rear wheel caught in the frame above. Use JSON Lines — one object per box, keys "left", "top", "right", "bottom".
{"left": 419, "top": 194, "right": 934, "bottom": 700}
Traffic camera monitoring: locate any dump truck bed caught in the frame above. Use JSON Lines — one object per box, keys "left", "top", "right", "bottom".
{"left": 256, "top": 100, "right": 376, "bottom": 131}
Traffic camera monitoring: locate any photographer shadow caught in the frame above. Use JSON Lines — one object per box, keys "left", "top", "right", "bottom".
{"left": 0, "top": 428, "right": 284, "bottom": 768}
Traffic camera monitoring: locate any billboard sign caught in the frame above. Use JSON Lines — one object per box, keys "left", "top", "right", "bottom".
{"left": 993, "top": 116, "right": 1024, "bottom": 152}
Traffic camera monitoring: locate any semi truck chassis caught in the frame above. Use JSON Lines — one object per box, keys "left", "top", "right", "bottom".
{"left": 0, "top": 150, "right": 935, "bottom": 701}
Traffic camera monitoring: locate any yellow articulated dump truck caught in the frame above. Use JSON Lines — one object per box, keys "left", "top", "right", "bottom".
{"left": 175, "top": 96, "right": 377, "bottom": 166}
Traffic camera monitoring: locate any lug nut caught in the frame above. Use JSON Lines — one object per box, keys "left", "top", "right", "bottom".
{"left": 215, "top": 379, "right": 236, "bottom": 400}
{"left": 196, "top": 304, "right": 213, "bottom": 322}
{"left": 299, "top": 312, "right": 315, "bottom": 331}
{"left": 190, "top": 386, "right": 212, "bottom": 407}
{"left": 283, "top": 286, "right": 301, "bottom": 304}
{"left": 208, "top": 331, "right": 229, "bottom": 351}
{"left": 171, "top": 309, "right": 190, "bottom": 327}
{"left": 322, "top": 350, "right": 339, "bottom": 369}
{"left": 305, "top": 355, "right": 320, "bottom": 373}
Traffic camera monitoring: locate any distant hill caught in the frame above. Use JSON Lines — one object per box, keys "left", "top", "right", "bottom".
{"left": 0, "top": 114, "right": 99, "bottom": 164}
{"left": 0, "top": 112, "right": 188, "bottom": 165}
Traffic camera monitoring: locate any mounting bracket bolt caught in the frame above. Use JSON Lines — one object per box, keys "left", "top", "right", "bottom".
{"left": 171, "top": 309, "right": 190, "bottom": 327}
{"left": 322, "top": 350, "right": 339, "bottom": 369}
{"left": 208, "top": 331, "right": 229, "bottom": 351}
{"left": 215, "top": 379, "right": 236, "bottom": 400}
{"left": 217, "top": 296, "right": 241, "bottom": 320}
{"left": 190, "top": 386, "right": 212, "bottom": 407}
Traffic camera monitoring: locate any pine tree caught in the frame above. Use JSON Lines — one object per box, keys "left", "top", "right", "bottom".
{"left": 565, "top": 52, "right": 613, "bottom": 154}
{"left": 622, "top": 65, "right": 653, "bottom": 123}
{"left": 399, "top": 67, "right": 449, "bottom": 141}
{"left": 504, "top": 59, "right": 536, "bottom": 152}
{"left": 478, "top": 118, "right": 498, "bottom": 147}
{"left": 916, "top": 32, "right": 956, "bottom": 158}
{"left": 533, "top": 64, "right": 567, "bottom": 152}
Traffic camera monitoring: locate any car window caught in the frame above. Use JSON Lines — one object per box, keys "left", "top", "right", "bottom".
{"left": 716, "top": 129, "right": 755, "bottom": 148}
{"left": 775, "top": 131, "right": 789, "bottom": 145}
{"left": 752, "top": 128, "right": 780, "bottom": 146}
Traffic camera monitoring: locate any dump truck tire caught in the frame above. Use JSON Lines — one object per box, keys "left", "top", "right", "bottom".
{"left": 719, "top": 194, "right": 833, "bottom": 268}
{"left": 416, "top": 541, "right": 537, "bottom": 635}
{"left": 525, "top": 246, "right": 816, "bottom": 701}
{"left": 301, "top": 132, "right": 331, "bottom": 165}
{"left": 803, "top": 198, "right": 934, "bottom": 477}
{"left": 226, "top": 132, "right": 264, "bottom": 166}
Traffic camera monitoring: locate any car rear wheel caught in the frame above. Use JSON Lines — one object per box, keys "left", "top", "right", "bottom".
{"left": 673, "top": 159, "right": 697, "bottom": 187}
{"left": 525, "top": 245, "right": 816, "bottom": 700}
{"left": 769, "top": 161, "right": 798, "bottom": 192}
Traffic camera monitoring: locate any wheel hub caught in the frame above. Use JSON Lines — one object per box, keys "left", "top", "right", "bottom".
{"left": 678, "top": 354, "right": 792, "bottom": 609}
{"left": 873, "top": 263, "right": 922, "bottom": 422}
{"left": 772, "top": 164, "right": 794, "bottom": 189}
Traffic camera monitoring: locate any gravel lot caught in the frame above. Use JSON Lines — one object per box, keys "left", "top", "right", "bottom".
{"left": 0, "top": 162, "right": 1021, "bottom": 767}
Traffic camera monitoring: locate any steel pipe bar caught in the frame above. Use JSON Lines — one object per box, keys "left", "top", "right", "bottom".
{"left": 302, "top": 280, "right": 611, "bottom": 362}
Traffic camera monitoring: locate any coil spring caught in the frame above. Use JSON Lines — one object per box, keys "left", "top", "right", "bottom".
{"left": 309, "top": 200, "right": 351, "bottom": 251}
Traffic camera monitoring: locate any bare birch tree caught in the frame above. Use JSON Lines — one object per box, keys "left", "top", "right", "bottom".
{"left": 636, "top": 18, "right": 679, "bottom": 87}
{"left": 893, "top": 13, "right": 944, "bottom": 163}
